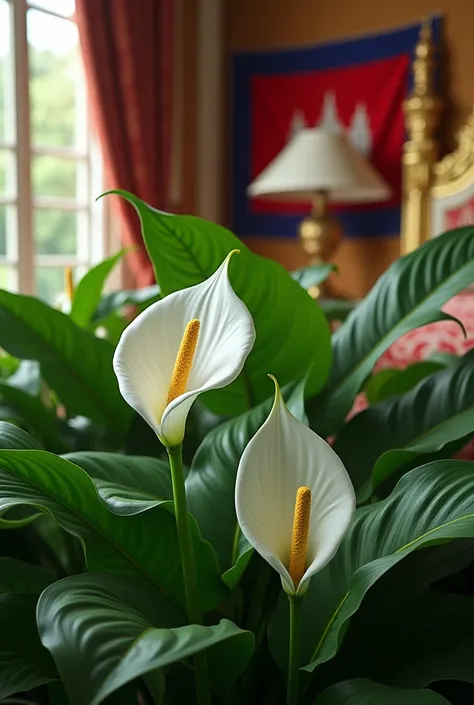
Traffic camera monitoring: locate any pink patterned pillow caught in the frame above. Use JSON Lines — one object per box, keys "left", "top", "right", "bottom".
{"left": 345, "top": 293, "right": 474, "bottom": 460}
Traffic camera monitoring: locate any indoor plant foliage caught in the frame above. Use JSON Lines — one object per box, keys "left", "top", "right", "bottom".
{"left": 0, "top": 196, "right": 474, "bottom": 705}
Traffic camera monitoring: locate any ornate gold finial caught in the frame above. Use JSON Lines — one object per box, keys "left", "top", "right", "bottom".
{"left": 401, "top": 20, "right": 442, "bottom": 254}
{"left": 434, "top": 107, "right": 474, "bottom": 188}
{"left": 413, "top": 17, "right": 435, "bottom": 97}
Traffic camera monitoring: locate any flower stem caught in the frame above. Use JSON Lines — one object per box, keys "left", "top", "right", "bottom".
{"left": 286, "top": 595, "right": 303, "bottom": 705}
{"left": 167, "top": 445, "right": 211, "bottom": 705}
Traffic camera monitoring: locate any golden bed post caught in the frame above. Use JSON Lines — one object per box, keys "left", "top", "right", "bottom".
{"left": 401, "top": 22, "right": 442, "bottom": 255}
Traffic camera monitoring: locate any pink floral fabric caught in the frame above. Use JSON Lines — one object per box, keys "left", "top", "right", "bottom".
{"left": 346, "top": 293, "right": 474, "bottom": 459}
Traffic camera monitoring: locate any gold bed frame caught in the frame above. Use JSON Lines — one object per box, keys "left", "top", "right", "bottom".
{"left": 401, "top": 22, "right": 474, "bottom": 254}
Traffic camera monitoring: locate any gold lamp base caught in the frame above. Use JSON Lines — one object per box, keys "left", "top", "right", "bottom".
{"left": 298, "top": 191, "right": 342, "bottom": 297}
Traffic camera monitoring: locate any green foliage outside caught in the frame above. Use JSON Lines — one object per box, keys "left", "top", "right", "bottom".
{"left": 1, "top": 41, "right": 80, "bottom": 302}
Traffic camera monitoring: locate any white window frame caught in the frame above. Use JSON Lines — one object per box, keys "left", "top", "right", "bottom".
{"left": 1, "top": 0, "right": 118, "bottom": 298}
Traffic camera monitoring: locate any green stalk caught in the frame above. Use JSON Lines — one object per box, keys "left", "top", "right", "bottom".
{"left": 286, "top": 595, "right": 303, "bottom": 705}
{"left": 167, "top": 445, "right": 211, "bottom": 705}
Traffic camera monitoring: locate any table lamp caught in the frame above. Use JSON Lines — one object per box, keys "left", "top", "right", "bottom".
{"left": 247, "top": 128, "right": 392, "bottom": 285}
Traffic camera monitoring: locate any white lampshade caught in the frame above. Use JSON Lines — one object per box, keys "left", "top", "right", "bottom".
{"left": 247, "top": 128, "right": 392, "bottom": 204}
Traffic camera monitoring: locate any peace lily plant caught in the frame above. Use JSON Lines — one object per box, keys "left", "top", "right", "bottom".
{"left": 114, "top": 249, "right": 256, "bottom": 704}
{"left": 236, "top": 376, "right": 356, "bottom": 703}
{"left": 1, "top": 192, "right": 474, "bottom": 705}
{"left": 114, "top": 254, "right": 355, "bottom": 705}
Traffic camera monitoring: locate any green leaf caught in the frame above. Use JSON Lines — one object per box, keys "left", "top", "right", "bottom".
{"left": 0, "top": 290, "right": 132, "bottom": 434}
{"left": 0, "top": 420, "right": 43, "bottom": 449}
{"left": 93, "top": 285, "right": 161, "bottom": 322}
{"left": 38, "top": 573, "right": 253, "bottom": 705}
{"left": 0, "top": 449, "right": 224, "bottom": 612}
{"left": 334, "top": 351, "right": 474, "bottom": 499}
{"left": 269, "top": 460, "right": 474, "bottom": 672}
{"left": 96, "top": 621, "right": 254, "bottom": 702}
{"left": 63, "top": 451, "right": 172, "bottom": 514}
{"left": 309, "top": 226, "right": 474, "bottom": 436}
{"left": 70, "top": 249, "right": 128, "bottom": 328}
{"left": 186, "top": 380, "right": 307, "bottom": 574}
{"left": 0, "top": 594, "right": 57, "bottom": 700}
{"left": 0, "top": 382, "right": 68, "bottom": 453}
{"left": 331, "top": 583, "right": 474, "bottom": 689}
{"left": 0, "top": 557, "right": 55, "bottom": 593}
{"left": 365, "top": 361, "right": 446, "bottom": 404}
{"left": 315, "top": 680, "right": 449, "bottom": 705}
{"left": 290, "top": 263, "right": 337, "bottom": 290}
{"left": 38, "top": 573, "right": 180, "bottom": 705}
{"left": 105, "top": 190, "right": 331, "bottom": 413}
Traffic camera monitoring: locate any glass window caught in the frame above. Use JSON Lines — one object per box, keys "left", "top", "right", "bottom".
{"left": 28, "top": 9, "right": 85, "bottom": 150}
{"left": 29, "top": 0, "right": 76, "bottom": 17}
{"left": 0, "top": 0, "right": 108, "bottom": 303}
{"left": 0, "top": 0, "right": 15, "bottom": 144}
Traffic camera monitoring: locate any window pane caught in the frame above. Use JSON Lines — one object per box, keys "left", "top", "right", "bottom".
{"left": 0, "top": 266, "right": 17, "bottom": 292}
{"left": 34, "top": 209, "right": 77, "bottom": 255}
{"left": 0, "top": 150, "right": 16, "bottom": 198}
{"left": 0, "top": 208, "right": 4, "bottom": 257}
{"left": 28, "top": 9, "right": 85, "bottom": 149}
{"left": 0, "top": 205, "right": 17, "bottom": 258}
{"left": 32, "top": 155, "right": 85, "bottom": 199}
{"left": 35, "top": 266, "right": 68, "bottom": 304}
{"left": 0, "top": 0, "right": 15, "bottom": 143}
{"left": 28, "top": 0, "right": 76, "bottom": 17}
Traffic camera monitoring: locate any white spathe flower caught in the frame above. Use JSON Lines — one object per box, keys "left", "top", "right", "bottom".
{"left": 235, "top": 377, "right": 356, "bottom": 596}
{"left": 113, "top": 251, "right": 255, "bottom": 447}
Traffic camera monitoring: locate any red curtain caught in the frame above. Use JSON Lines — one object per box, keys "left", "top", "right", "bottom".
{"left": 76, "top": 0, "right": 174, "bottom": 287}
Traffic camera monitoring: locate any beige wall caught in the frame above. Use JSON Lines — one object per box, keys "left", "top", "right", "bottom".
{"left": 182, "top": 0, "right": 474, "bottom": 297}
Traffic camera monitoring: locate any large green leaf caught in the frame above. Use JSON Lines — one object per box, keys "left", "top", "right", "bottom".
{"left": 0, "top": 594, "right": 57, "bottom": 699}
{"left": 309, "top": 226, "right": 474, "bottom": 436}
{"left": 315, "top": 680, "right": 449, "bottom": 705}
{"left": 269, "top": 460, "right": 474, "bottom": 672}
{"left": 38, "top": 573, "right": 254, "bottom": 705}
{"left": 0, "top": 557, "right": 55, "bottom": 593}
{"left": 63, "top": 451, "right": 172, "bottom": 514}
{"left": 70, "top": 249, "right": 128, "bottom": 328}
{"left": 106, "top": 190, "right": 331, "bottom": 413}
{"left": 186, "top": 380, "right": 307, "bottom": 575}
{"left": 0, "top": 420, "right": 42, "bottom": 449}
{"left": 37, "top": 573, "right": 179, "bottom": 705}
{"left": 334, "top": 351, "right": 474, "bottom": 499}
{"left": 0, "top": 290, "right": 131, "bottom": 434}
{"left": 0, "top": 449, "right": 224, "bottom": 612}
{"left": 327, "top": 584, "right": 474, "bottom": 689}
{"left": 0, "top": 382, "right": 68, "bottom": 453}
{"left": 107, "top": 619, "right": 254, "bottom": 697}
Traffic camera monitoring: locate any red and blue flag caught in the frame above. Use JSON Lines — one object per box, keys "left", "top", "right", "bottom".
{"left": 231, "top": 19, "right": 442, "bottom": 239}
